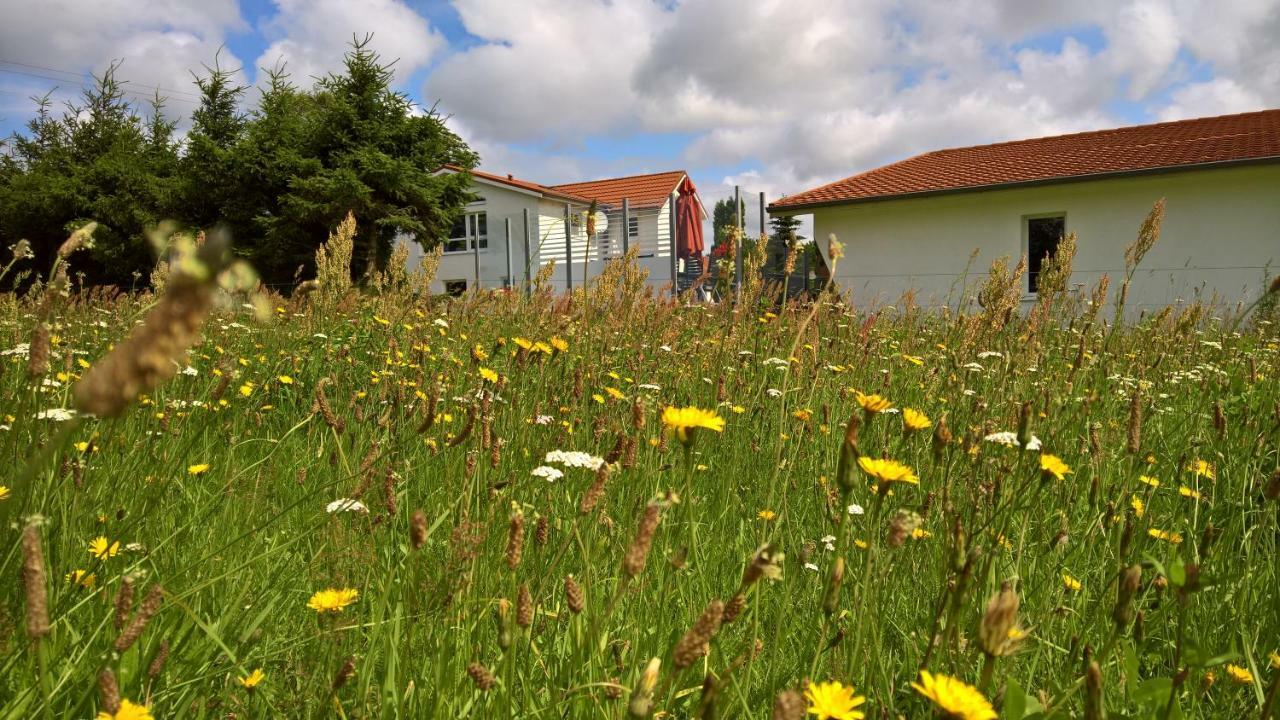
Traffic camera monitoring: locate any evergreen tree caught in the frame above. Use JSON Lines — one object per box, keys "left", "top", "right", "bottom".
{"left": 767, "top": 214, "right": 805, "bottom": 274}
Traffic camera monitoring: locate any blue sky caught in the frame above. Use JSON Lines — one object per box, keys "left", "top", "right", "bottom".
{"left": 1, "top": 0, "right": 1276, "bottom": 236}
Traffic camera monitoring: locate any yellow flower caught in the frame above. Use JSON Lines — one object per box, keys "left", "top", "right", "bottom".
{"left": 857, "top": 457, "right": 919, "bottom": 486}
{"left": 912, "top": 671, "right": 997, "bottom": 720}
{"left": 307, "top": 587, "right": 359, "bottom": 613}
{"left": 513, "top": 336, "right": 533, "bottom": 350}
{"left": 1139, "top": 475, "right": 1160, "bottom": 489}
{"left": 605, "top": 386, "right": 627, "bottom": 401}
{"left": 901, "top": 354, "right": 924, "bottom": 366}
{"left": 0, "top": 485, "right": 9, "bottom": 501}
{"left": 188, "top": 463, "right": 211, "bottom": 475}
{"left": 1148, "top": 528, "right": 1182, "bottom": 544}
{"left": 757, "top": 509, "right": 776, "bottom": 521}
{"left": 239, "top": 382, "right": 254, "bottom": 397}
{"left": 277, "top": 375, "right": 294, "bottom": 385}
{"left": 1224, "top": 664, "right": 1253, "bottom": 685}
{"left": 1178, "top": 486, "right": 1201, "bottom": 500}
{"left": 854, "top": 391, "right": 892, "bottom": 414}
{"left": 1040, "top": 454, "right": 1072, "bottom": 481}
{"left": 1188, "top": 459, "right": 1215, "bottom": 480}
{"left": 89, "top": 536, "right": 121, "bottom": 560}
{"left": 793, "top": 408, "right": 813, "bottom": 422}
{"left": 239, "top": 668, "right": 266, "bottom": 689}
{"left": 1062, "top": 573, "right": 1082, "bottom": 592}
{"left": 902, "top": 408, "right": 931, "bottom": 432}
{"left": 479, "top": 367, "right": 499, "bottom": 383}
{"left": 804, "top": 680, "right": 866, "bottom": 720}
{"left": 1130, "top": 495, "right": 1145, "bottom": 518}
{"left": 66, "top": 569, "right": 96, "bottom": 588}
{"left": 661, "top": 406, "right": 725, "bottom": 444}
{"left": 96, "top": 698, "right": 153, "bottom": 720}
{"left": 550, "top": 336, "right": 569, "bottom": 352}
{"left": 533, "top": 341, "right": 553, "bottom": 355}
{"left": 1268, "top": 651, "right": 1280, "bottom": 669}
{"left": 731, "top": 405, "right": 745, "bottom": 414}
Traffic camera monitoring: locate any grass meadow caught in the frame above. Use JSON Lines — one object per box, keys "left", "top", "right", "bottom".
{"left": 1, "top": 211, "right": 1279, "bottom": 719}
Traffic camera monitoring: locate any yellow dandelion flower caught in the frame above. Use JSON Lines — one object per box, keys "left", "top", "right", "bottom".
{"left": 533, "top": 341, "right": 553, "bottom": 355}
{"left": 661, "top": 406, "right": 725, "bottom": 444}
{"left": 1147, "top": 528, "right": 1182, "bottom": 544}
{"left": 804, "top": 680, "right": 866, "bottom": 720}
{"left": 0, "top": 485, "right": 9, "bottom": 501}
{"left": 239, "top": 382, "right": 254, "bottom": 397}
{"left": 854, "top": 391, "right": 892, "bottom": 414}
{"left": 1224, "top": 664, "right": 1253, "bottom": 685}
{"left": 912, "top": 527, "right": 932, "bottom": 539}
{"left": 901, "top": 354, "right": 924, "bottom": 366}
{"left": 1178, "top": 486, "right": 1201, "bottom": 500}
{"left": 1130, "top": 495, "right": 1145, "bottom": 518}
{"left": 512, "top": 336, "right": 533, "bottom": 350}
{"left": 902, "top": 408, "right": 931, "bottom": 432}
{"left": 605, "top": 386, "right": 627, "bottom": 401}
{"left": 550, "top": 336, "right": 569, "bottom": 352}
{"left": 239, "top": 668, "right": 266, "bottom": 689}
{"left": 307, "top": 587, "right": 359, "bottom": 613}
{"left": 1062, "top": 573, "right": 1082, "bottom": 592}
{"left": 1268, "top": 651, "right": 1280, "bottom": 669}
{"left": 1188, "top": 459, "right": 1215, "bottom": 480}
{"left": 89, "top": 536, "right": 120, "bottom": 560}
{"left": 66, "top": 569, "right": 96, "bottom": 588}
{"left": 96, "top": 698, "right": 154, "bottom": 720}
{"left": 731, "top": 405, "right": 745, "bottom": 414}
{"left": 188, "top": 463, "right": 210, "bottom": 475}
{"left": 793, "top": 408, "right": 813, "bottom": 422}
{"left": 1040, "top": 454, "right": 1072, "bottom": 481}
{"left": 479, "top": 367, "right": 499, "bottom": 383}
{"left": 757, "top": 509, "right": 776, "bottom": 521}
{"left": 912, "top": 671, "right": 997, "bottom": 720}
{"left": 1139, "top": 475, "right": 1160, "bottom": 489}
{"left": 277, "top": 375, "right": 294, "bottom": 385}
{"left": 857, "top": 457, "right": 919, "bottom": 485}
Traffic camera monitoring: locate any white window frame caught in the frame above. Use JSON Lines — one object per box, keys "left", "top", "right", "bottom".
{"left": 444, "top": 210, "right": 489, "bottom": 254}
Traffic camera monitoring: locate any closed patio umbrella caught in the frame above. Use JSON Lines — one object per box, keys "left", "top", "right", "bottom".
{"left": 675, "top": 176, "right": 703, "bottom": 260}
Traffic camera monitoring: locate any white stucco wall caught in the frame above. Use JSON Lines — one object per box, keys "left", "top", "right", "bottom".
{"left": 804, "top": 163, "right": 1279, "bottom": 311}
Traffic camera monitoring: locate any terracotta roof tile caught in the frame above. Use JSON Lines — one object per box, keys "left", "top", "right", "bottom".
{"left": 550, "top": 170, "right": 688, "bottom": 209}
{"left": 771, "top": 109, "right": 1280, "bottom": 210}
{"left": 441, "top": 164, "right": 593, "bottom": 204}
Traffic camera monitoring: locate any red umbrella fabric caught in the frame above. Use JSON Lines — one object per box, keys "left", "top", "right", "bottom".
{"left": 675, "top": 176, "right": 703, "bottom": 260}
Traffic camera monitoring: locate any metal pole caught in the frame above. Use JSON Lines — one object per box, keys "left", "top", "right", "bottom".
{"left": 733, "top": 185, "right": 743, "bottom": 295}
{"left": 621, "top": 198, "right": 630, "bottom": 256}
{"left": 522, "top": 207, "right": 532, "bottom": 297}
{"left": 504, "top": 217, "right": 512, "bottom": 289}
{"left": 563, "top": 203, "right": 573, "bottom": 291}
{"left": 668, "top": 192, "right": 678, "bottom": 296}
{"left": 758, "top": 191, "right": 766, "bottom": 242}
{"left": 472, "top": 213, "right": 480, "bottom": 291}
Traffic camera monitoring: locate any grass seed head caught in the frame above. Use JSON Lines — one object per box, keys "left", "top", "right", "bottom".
{"left": 98, "top": 668, "right": 121, "bottom": 714}
{"left": 21, "top": 524, "right": 49, "bottom": 639}
{"left": 410, "top": 508, "right": 428, "bottom": 550}
{"left": 506, "top": 506, "right": 525, "bottom": 570}
{"left": 113, "top": 576, "right": 135, "bottom": 632}
{"left": 771, "top": 689, "right": 805, "bottom": 720}
{"left": 978, "top": 581, "right": 1021, "bottom": 657}
{"left": 114, "top": 584, "right": 163, "bottom": 652}
{"left": 147, "top": 640, "right": 170, "bottom": 679}
{"left": 622, "top": 502, "right": 662, "bottom": 578}
{"left": 673, "top": 599, "right": 724, "bottom": 669}
{"left": 565, "top": 575, "right": 584, "bottom": 614}
{"left": 467, "top": 662, "right": 495, "bottom": 691}
{"left": 332, "top": 656, "right": 356, "bottom": 690}
{"left": 516, "top": 583, "right": 533, "bottom": 628}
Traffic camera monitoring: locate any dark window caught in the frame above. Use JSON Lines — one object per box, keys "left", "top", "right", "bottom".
{"left": 1027, "top": 215, "right": 1065, "bottom": 293}
{"left": 445, "top": 212, "right": 488, "bottom": 253}
{"left": 444, "top": 279, "right": 467, "bottom": 296}
{"left": 628, "top": 215, "right": 639, "bottom": 238}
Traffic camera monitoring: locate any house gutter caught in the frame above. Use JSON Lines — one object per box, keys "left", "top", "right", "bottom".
{"left": 767, "top": 155, "right": 1280, "bottom": 214}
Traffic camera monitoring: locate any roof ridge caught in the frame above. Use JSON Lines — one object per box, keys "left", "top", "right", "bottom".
{"left": 550, "top": 169, "right": 686, "bottom": 189}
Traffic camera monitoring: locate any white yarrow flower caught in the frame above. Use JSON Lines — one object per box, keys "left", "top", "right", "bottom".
{"left": 35, "top": 408, "right": 77, "bottom": 421}
{"left": 530, "top": 466, "right": 564, "bottom": 482}
{"left": 544, "top": 450, "right": 605, "bottom": 470}
{"left": 326, "top": 498, "right": 369, "bottom": 514}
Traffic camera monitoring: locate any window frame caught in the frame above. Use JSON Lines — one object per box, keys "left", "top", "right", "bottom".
{"left": 443, "top": 279, "right": 468, "bottom": 296}
{"left": 1022, "top": 212, "right": 1067, "bottom": 295}
{"left": 444, "top": 209, "right": 489, "bottom": 254}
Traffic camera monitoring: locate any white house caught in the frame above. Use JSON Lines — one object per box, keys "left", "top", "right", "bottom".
{"left": 769, "top": 109, "right": 1280, "bottom": 311}
{"left": 416, "top": 167, "right": 705, "bottom": 295}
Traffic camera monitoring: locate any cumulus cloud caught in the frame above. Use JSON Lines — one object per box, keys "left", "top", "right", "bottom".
{"left": 254, "top": 0, "right": 445, "bottom": 83}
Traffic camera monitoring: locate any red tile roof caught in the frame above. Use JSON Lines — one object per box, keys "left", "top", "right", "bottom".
{"left": 550, "top": 170, "right": 688, "bottom": 209}
{"left": 770, "top": 109, "right": 1280, "bottom": 210}
{"left": 440, "top": 164, "right": 593, "bottom": 204}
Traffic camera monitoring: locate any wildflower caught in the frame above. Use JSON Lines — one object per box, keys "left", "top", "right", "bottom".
{"left": 1147, "top": 528, "right": 1183, "bottom": 544}
{"left": 1225, "top": 664, "right": 1252, "bottom": 685}
{"left": 983, "top": 431, "right": 1041, "bottom": 450}
{"left": 479, "top": 367, "right": 498, "bottom": 383}
{"left": 66, "top": 569, "right": 96, "bottom": 588}
{"left": 187, "top": 463, "right": 210, "bottom": 476}
{"left": 758, "top": 509, "right": 776, "bottom": 521}
{"left": 661, "top": 405, "right": 725, "bottom": 444}
{"left": 1040, "top": 454, "right": 1072, "bottom": 481}
{"left": 531, "top": 465, "right": 564, "bottom": 481}
{"left": 912, "top": 671, "right": 997, "bottom": 720}
{"left": 277, "top": 375, "right": 294, "bottom": 385}
{"left": 1062, "top": 573, "right": 1082, "bottom": 592}
{"left": 307, "top": 588, "right": 359, "bottom": 613}
{"left": 238, "top": 668, "right": 265, "bottom": 689}
{"left": 1130, "top": 495, "right": 1145, "bottom": 518}
{"left": 1188, "top": 459, "right": 1215, "bottom": 480}
{"left": 902, "top": 408, "right": 931, "bottom": 432}
{"left": 605, "top": 386, "right": 626, "bottom": 401}
{"left": 1178, "top": 486, "right": 1201, "bottom": 500}
{"left": 854, "top": 391, "right": 892, "bottom": 414}
{"left": 90, "top": 536, "right": 121, "bottom": 560}
{"left": 96, "top": 698, "right": 154, "bottom": 720}
{"left": 1139, "top": 475, "right": 1161, "bottom": 488}
{"left": 1268, "top": 651, "right": 1280, "bottom": 669}
{"left": 793, "top": 408, "right": 813, "bottom": 422}
{"left": 550, "top": 336, "right": 569, "bottom": 352}
{"left": 544, "top": 450, "right": 605, "bottom": 470}
{"left": 901, "top": 354, "right": 924, "bottom": 366}
{"left": 0, "top": 485, "right": 8, "bottom": 501}
{"left": 857, "top": 457, "right": 919, "bottom": 486}
{"left": 804, "top": 680, "right": 866, "bottom": 720}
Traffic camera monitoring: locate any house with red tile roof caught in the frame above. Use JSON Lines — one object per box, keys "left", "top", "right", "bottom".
{"left": 420, "top": 166, "right": 704, "bottom": 295}
{"left": 770, "top": 109, "right": 1280, "bottom": 310}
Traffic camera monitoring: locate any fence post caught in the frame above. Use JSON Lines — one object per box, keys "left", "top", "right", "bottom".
{"left": 621, "top": 198, "right": 630, "bottom": 256}
{"left": 472, "top": 213, "right": 481, "bottom": 291}
{"left": 733, "top": 185, "right": 743, "bottom": 296}
{"left": 522, "top": 207, "right": 532, "bottom": 296}
{"left": 504, "top": 217, "right": 512, "bottom": 289}
{"left": 668, "top": 192, "right": 678, "bottom": 297}
{"left": 563, "top": 203, "right": 573, "bottom": 291}
{"left": 758, "top": 191, "right": 766, "bottom": 242}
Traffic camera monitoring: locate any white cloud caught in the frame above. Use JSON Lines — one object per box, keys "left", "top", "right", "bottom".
{"left": 255, "top": 0, "right": 445, "bottom": 84}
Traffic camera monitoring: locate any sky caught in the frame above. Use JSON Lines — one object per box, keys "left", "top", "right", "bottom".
{"left": 1, "top": 0, "right": 1278, "bottom": 238}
